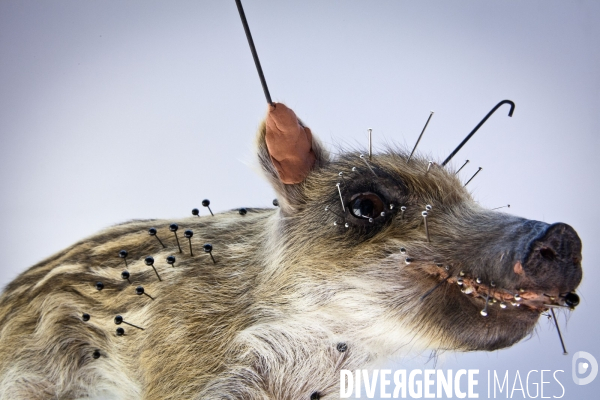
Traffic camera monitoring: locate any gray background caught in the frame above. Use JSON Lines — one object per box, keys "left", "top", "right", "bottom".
{"left": 0, "top": 1, "right": 598, "bottom": 398}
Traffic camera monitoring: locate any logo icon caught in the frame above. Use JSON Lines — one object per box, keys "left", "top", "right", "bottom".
{"left": 572, "top": 351, "right": 598, "bottom": 385}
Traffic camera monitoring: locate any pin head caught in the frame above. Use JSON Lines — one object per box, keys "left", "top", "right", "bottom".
{"left": 422, "top": 211, "right": 428, "bottom": 217}
{"left": 119, "top": 250, "right": 128, "bottom": 258}
{"left": 144, "top": 256, "right": 154, "bottom": 266}
{"left": 192, "top": 208, "right": 199, "bottom": 216}
{"left": 565, "top": 292, "right": 580, "bottom": 307}
{"left": 116, "top": 327, "right": 125, "bottom": 336}
{"left": 82, "top": 313, "right": 90, "bottom": 321}
{"left": 121, "top": 271, "right": 130, "bottom": 279}
{"left": 148, "top": 228, "right": 157, "bottom": 236}
{"left": 135, "top": 286, "right": 145, "bottom": 295}
{"left": 202, "top": 199, "right": 210, "bottom": 207}
{"left": 425, "top": 205, "right": 432, "bottom": 211}
{"left": 310, "top": 392, "right": 321, "bottom": 400}
{"left": 336, "top": 342, "right": 348, "bottom": 352}
{"left": 169, "top": 223, "right": 178, "bottom": 232}
{"left": 239, "top": 208, "right": 247, "bottom": 215}
{"left": 92, "top": 349, "right": 101, "bottom": 359}
{"left": 400, "top": 206, "right": 407, "bottom": 211}
{"left": 95, "top": 282, "right": 104, "bottom": 291}
{"left": 166, "top": 255, "right": 176, "bottom": 265}
{"left": 203, "top": 244, "right": 213, "bottom": 253}
{"left": 184, "top": 230, "right": 193, "bottom": 239}
{"left": 114, "top": 315, "right": 123, "bottom": 325}
{"left": 273, "top": 199, "right": 279, "bottom": 207}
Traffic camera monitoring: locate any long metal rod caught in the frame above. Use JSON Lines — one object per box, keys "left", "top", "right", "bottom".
{"left": 550, "top": 308, "right": 568, "bottom": 355}
{"left": 464, "top": 167, "right": 482, "bottom": 187}
{"left": 442, "top": 100, "right": 515, "bottom": 166}
{"left": 408, "top": 111, "right": 434, "bottom": 163}
{"left": 235, "top": 0, "right": 273, "bottom": 105}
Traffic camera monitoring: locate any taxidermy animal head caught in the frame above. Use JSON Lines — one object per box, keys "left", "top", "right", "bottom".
{"left": 0, "top": 100, "right": 582, "bottom": 400}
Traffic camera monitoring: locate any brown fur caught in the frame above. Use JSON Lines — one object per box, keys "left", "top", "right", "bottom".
{"left": 0, "top": 105, "right": 582, "bottom": 399}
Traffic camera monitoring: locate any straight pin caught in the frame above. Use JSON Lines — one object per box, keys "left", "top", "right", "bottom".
{"left": 359, "top": 154, "right": 377, "bottom": 176}
{"left": 121, "top": 270, "right": 131, "bottom": 285}
{"left": 119, "top": 250, "right": 128, "bottom": 267}
{"left": 114, "top": 315, "right": 145, "bottom": 331}
{"left": 148, "top": 228, "right": 166, "bottom": 248}
{"left": 400, "top": 206, "right": 407, "bottom": 221}
{"left": 336, "top": 183, "right": 346, "bottom": 212}
{"left": 368, "top": 128, "right": 373, "bottom": 161}
{"left": 170, "top": 223, "right": 182, "bottom": 253}
{"left": 202, "top": 199, "right": 214, "bottom": 216}
{"left": 192, "top": 208, "right": 200, "bottom": 217}
{"left": 144, "top": 256, "right": 162, "bottom": 281}
{"left": 455, "top": 160, "right": 469, "bottom": 175}
{"left": 550, "top": 308, "right": 568, "bottom": 355}
{"left": 422, "top": 211, "right": 430, "bottom": 242}
{"left": 480, "top": 291, "right": 490, "bottom": 316}
{"left": 135, "top": 286, "right": 154, "bottom": 300}
{"left": 204, "top": 243, "right": 216, "bottom": 264}
{"left": 184, "top": 230, "right": 194, "bottom": 256}
{"left": 166, "top": 255, "right": 176, "bottom": 267}
{"left": 408, "top": 111, "right": 434, "bottom": 163}
{"left": 492, "top": 204, "right": 511, "bottom": 211}
{"left": 464, "top": 167, "right": 483, "bottom": 187}
{"left": 425, "top": 161, "right": 434, "bottom": 174}
{"left": 338, "top": 172, "right": 347, "bottom": 186}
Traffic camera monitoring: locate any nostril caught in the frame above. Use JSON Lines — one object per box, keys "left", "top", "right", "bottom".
{"left": 522, "top": 222, "right": 583, "bottom": 292}
{"left": 539, "top": 247, "right": 556, "bottom": 261}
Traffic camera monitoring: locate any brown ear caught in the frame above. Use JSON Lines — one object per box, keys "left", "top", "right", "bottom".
{"left": 264, "top": 103, "right": 316, "bottom": 184}
{"left": 256, "top": 102, "right": 329, "bottom": 213}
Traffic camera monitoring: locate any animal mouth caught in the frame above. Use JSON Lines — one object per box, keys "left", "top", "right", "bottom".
{"left": 419, "top": 259, "right": 580, "bottom": 316}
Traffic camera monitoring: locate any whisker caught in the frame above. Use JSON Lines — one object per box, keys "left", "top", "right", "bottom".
{"left": 420, "top": 275, "right": 451, "bottom": 301}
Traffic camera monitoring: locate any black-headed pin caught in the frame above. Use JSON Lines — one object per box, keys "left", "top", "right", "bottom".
{"left": 166, "top": 255, "right": 176, "bottom": 267}
{"left": 202, "top": 199, "right": 214, "bottom": 216}
{"left": 121, "top": 270, "right": 131, "bottom": 284}
{"left": 204, "top": 243, "right": 216, "bottom": 264}
{"left": 184, "top": 230, "right": 194, "bottom": 256}
{"left": 148, "top": 227, "right": 166, "bottom": 248}
{"left": 144, "top": 256, "right": 161, "bottom": 281}
{"left": 114, "top": 315, "right": 145, "bottom": 331}
{"left": 169, "top": 223, "right": 182, "bottom": 253}
{"left": 135, "top": 286, "right": 154, "bottom": 300}
{"left": 119, "top": 250, "right": 128, "bottom": 267}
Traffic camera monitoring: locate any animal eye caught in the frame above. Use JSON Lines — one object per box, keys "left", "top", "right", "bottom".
{"left": 349, "top": 192, "right": 385, "bottom": 219}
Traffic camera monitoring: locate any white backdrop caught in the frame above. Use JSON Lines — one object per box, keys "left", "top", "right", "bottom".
{"left": 1, "top": 1, "right": 598, "bottom": 398}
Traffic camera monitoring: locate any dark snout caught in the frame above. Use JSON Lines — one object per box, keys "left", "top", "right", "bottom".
{"left": 522, "top": 223, "right": 583, "bottom": 293}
